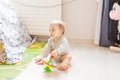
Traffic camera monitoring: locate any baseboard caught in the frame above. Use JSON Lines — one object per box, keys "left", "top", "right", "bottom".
{"left": 30, "top": 35, "right": 49, "bottom": 41}
{"left": 68, "top": 38, "right": 94, "bottom": 44}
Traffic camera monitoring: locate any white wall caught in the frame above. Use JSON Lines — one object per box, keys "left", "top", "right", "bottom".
{"left": 9, "top": 0, "right": 98, "bottom": 40}
{"left": 62, "top": 0, "right": 97, "bottom": 40}
{"left": 9, "top": 0, "right": 61, "bottom": 35}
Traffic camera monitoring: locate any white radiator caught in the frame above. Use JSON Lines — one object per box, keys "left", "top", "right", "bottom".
{"left": 9, "top": 0, "right": 61, "bottom": 35}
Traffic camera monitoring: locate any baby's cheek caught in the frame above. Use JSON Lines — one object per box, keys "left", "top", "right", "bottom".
{"left": 58, "top": 33, "right": 62, "bottom": 37}
{"left": 55, "top": 31, "right": 60, "bottom": 36}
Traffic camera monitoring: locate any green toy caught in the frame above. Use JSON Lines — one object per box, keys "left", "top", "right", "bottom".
{"left": 42, "top": 55, "right": 56, "bottom": 72}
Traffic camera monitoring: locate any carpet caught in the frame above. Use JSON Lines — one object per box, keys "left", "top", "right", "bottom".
{"left": 0, "top": 41, "right": 46, "bottom": 80}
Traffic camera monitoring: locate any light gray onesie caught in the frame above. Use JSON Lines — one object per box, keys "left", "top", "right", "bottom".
{"left": 40, "top": 35, "right": 69, "bottom": 62}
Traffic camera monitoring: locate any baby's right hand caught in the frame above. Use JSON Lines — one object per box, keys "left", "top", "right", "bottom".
{"left": 34, "top": 57, "right": 43, "bottom": 65}
{"left": 36, "top": 60, "right": 43, "bottom": 65}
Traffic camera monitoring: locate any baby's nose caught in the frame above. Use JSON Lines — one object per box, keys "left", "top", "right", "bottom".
{"left": 49, "top": 31, "right": 52, "bottom": 34}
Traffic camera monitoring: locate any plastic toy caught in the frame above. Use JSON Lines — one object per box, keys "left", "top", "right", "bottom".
{"left": 109, "top": 2, "right": 120, "bottom": 41}
{"left": 42, "top": 55, "right": 56, "bottom": 72}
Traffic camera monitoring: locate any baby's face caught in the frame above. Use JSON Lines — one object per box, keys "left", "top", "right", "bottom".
{"left": 49, "top": 24, "right": 63, "bottom": 39}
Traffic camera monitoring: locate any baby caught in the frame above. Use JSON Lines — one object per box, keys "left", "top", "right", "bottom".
{"left": 34, "top": 20, "right": 71, "bottom": 71}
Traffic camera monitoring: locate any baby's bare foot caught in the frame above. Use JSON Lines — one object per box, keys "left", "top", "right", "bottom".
{"left": 57, "top": 64, "right": 69, "bottom": 71}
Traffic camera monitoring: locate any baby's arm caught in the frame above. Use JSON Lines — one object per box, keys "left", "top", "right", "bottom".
{"left": 40, "top": 39, "right": 52, "bottom": 59}
{"left": 34, "top": 39, "right": 52, "bottom": 64}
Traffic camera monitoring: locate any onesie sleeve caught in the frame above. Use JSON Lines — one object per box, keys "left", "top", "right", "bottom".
{"left": 54, "top": 42, "right": 69, "bottom": 56}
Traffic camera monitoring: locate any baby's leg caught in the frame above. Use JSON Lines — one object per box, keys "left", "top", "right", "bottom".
{"left": 57, "top": 54, "right": 72, "bottom": 71}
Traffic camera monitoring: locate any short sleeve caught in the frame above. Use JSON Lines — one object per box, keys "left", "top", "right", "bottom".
{"left": 54, "top": 40, "right": 69, "bottom": 55}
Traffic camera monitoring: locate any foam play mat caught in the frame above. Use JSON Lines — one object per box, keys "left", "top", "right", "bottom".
{"left": 0, "top": 41, "right": 46, "bottom": 80}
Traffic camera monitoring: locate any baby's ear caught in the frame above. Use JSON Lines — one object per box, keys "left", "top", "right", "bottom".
{"left": 60, "top": 29, "right": 64, "bottom": 35}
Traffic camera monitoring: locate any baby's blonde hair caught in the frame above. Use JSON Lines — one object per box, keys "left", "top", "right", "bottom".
{"left": 50, "top": 20, "right": 66, "bottom": 35}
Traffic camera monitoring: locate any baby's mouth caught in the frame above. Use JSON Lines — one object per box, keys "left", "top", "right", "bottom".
{"left": 50, "top": 34, "right": 53, "bottom": 36}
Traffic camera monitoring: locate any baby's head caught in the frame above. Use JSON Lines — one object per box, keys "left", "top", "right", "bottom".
{"left": 49, "top": 20, "right": 65, "bottom": 39}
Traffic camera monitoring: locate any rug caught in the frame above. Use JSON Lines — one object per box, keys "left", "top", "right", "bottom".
{"left": 0, "top": 41, "right": 46, "bottom": 80}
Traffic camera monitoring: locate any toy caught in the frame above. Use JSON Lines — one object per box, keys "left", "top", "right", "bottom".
{"left": 109, "top": 2, "right": 120, "bottom": 51}
{"left": 109, "top": 2, "right": 120, "bottom": 41}
{"left": 42, "top": 55, "right": 56, "bottom": 72}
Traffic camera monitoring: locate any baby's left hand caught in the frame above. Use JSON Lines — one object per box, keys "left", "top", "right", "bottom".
{"left": 51, "top": 51, "right": 57, "bottom": 57}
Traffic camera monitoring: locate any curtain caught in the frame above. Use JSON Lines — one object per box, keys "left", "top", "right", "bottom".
{"left": 99, "top": 0, "right": 116, "bottom": 47}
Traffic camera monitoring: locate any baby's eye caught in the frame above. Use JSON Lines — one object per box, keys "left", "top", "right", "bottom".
{"left": 49, "top": 29, "right": 54, "bottom": 32}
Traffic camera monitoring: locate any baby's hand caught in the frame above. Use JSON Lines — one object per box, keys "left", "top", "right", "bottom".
{"left": 36, "top": 60, "right": 43, "bottom": 65}
{"left": 34, "top": 56, "right": 43, "bottom": 65}
{"left": 51, "top": 51, "right": 57, "bottom": 57}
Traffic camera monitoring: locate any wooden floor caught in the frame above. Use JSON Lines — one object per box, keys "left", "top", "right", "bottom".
{"left": 14, "top": 40, "right": 120, "bottom": 80}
